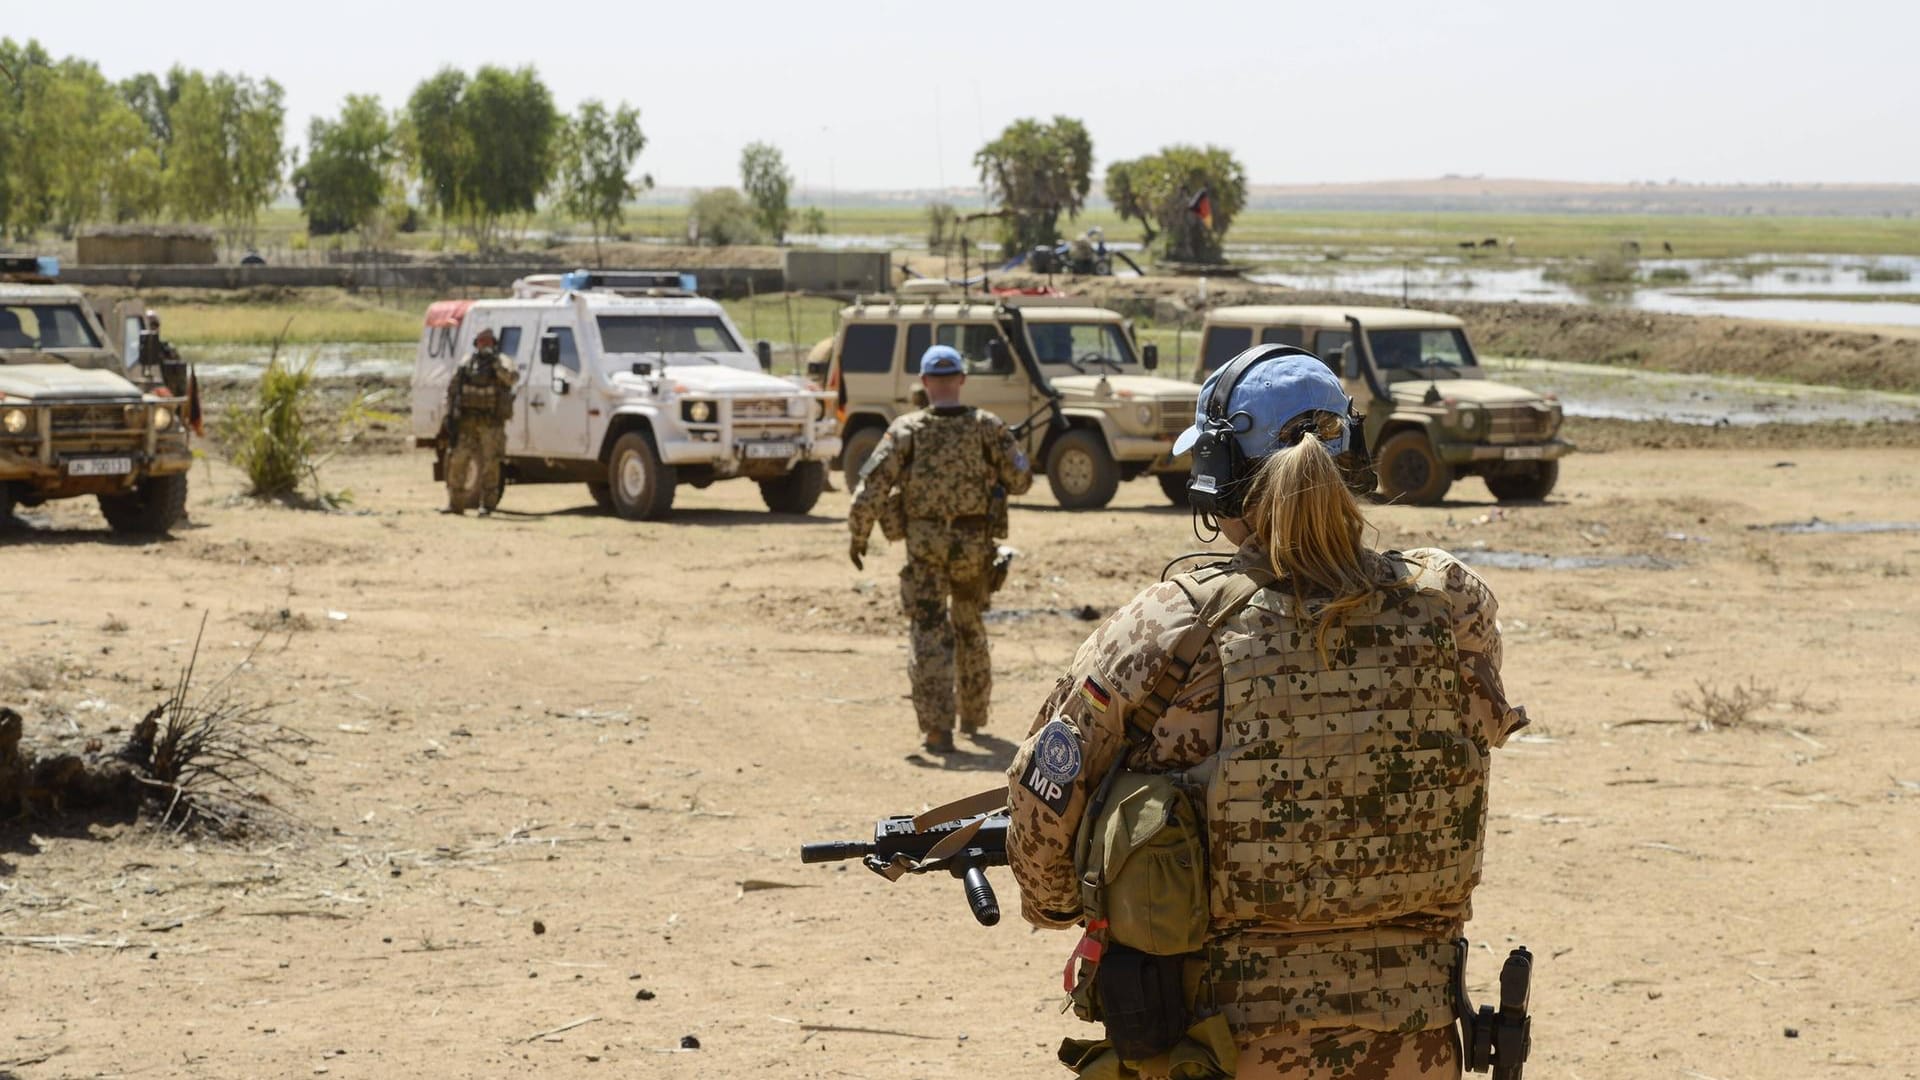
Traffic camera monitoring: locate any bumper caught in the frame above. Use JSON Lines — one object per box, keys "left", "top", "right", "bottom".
{"left": 1436, "top": 439, "right": 1576, "bottom": 466}
{"left": 0, "top": 443, "right": 192, "bottom": 493}
{"left": 1111, "top": 434, "right": 1193, "bottom": 473}
{"left": 657, "top": 434, "right": 841, "bottom": 467}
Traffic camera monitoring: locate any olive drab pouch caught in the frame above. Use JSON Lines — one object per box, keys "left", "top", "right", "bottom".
{"left": 1077, "top": 771, "right": 1209, "bottom": 957}
{"left": 1057, "top": 1002, "right": 1238, "bottom": 1080}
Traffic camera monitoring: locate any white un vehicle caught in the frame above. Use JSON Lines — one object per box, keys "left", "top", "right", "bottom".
{"left": 411, "top": 271, "right": 838, "bottom": 519}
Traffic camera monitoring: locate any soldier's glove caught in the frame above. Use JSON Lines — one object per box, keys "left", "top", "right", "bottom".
{"left": 849, "top": 536, "right": 867, "bottom": 571}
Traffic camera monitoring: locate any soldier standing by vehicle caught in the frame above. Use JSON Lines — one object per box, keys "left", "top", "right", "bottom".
{"left": 1004, "top": 349, "right": 1529, "bottom": 1078}
{"left": 849, "top": 345, "right": 1033, "bottom": 754}
{"left": 442, "top": 328, "right": 517, "bottom": 516}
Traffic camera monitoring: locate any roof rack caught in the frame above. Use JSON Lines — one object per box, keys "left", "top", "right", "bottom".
{"left": 513, "top": 269, "right": 699, "bottom": 298}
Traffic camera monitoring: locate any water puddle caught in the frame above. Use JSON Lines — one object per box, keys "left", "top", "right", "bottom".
{"left": 983, "top": 605, "right": 1103, "bottom": 625}
{"left": 1456, "top": 550, "right": 1680, "bottom": 571}
{"left": 1483, "top": 357, "right": 1920, "bottom": 427}
{"left": 1752, "top": 518, "right": 1920, "bottom": 535}
{"left": 192, "top": 342, "right": 414, "bottom": 381}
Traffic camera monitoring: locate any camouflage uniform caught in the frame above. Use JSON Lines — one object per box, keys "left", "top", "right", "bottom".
{"left": 444, "top": 347, "right": 517, "bottom": 514}
{"left": 1007, "top": 545, "right": 1526, "bottom": 1077}
{"left": 848, "top": 406, "right": 1032, "bottom": 737}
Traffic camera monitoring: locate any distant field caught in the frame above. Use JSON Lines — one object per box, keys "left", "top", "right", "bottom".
{"left": 163, "top": 300, "right": 421, "bottom": 345}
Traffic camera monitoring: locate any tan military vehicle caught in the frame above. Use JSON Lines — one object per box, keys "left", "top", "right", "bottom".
{"left": 0, "top": 256, "right": 194, "bottom": 533}
{"left": 1198, "top": 305, "right": 1571, "bottom": 503}
{"left": 827, "top": 292, "right": 1199, "bottom": 509}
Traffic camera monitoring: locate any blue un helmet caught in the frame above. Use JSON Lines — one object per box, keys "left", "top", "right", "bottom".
{"left": 1173, "top": 346, "right": 1354, "bottom": 517}
{"left": 919, "top": 344, "right": 965, "bottom": 376}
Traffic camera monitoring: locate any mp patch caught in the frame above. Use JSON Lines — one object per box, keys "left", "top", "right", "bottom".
{"left": 1019, "top": 718, "right": 1081, "bottom": 816}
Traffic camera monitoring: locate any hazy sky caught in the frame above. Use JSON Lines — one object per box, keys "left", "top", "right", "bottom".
{"left": 10, "top": 0, "right": 1918, "bottom": 191}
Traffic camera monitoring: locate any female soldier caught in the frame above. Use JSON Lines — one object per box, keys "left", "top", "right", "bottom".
{"left": 1006, "top": 348, "right": 1528, "bottom": 1079}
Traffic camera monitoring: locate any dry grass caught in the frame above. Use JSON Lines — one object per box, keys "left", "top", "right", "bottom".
{"left": 163, "top": 303, "right": 419, "bottom": 345}
{"left": 1674, "top": 678, "right": 1833, "bottom": 733}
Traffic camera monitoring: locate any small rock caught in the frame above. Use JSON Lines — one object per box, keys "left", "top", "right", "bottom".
{"left": 679, "top": 1035, "right": 700, "bottom": 1050}
{"left": 1784, "top": 1027, "right": 1799, "bottom": 1038}
{"left": 532, "top": 919, "right": 546, "bottom": 935}
{"left": 635, "top": 989, "right": 656, "bottom": 1001}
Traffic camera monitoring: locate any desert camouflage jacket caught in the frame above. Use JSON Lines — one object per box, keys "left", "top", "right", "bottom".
{"left": 1005, "top": 545, "right": 1526, "bottom": 929}
{"left": 847, "top": 406, "right": 1032, "bottom": 542}
{"left": 447, "top": 349, "right": 518, "bottom": 423}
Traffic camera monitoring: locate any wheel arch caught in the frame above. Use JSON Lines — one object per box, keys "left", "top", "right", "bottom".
{"left": 599, "top": 410, "right": 662, "bottom": 464}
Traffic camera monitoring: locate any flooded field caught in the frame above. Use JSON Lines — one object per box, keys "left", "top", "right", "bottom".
{"left": 1252, "top": 252, "right": 1920, "bottom": 328}
{"left": 1483, "top": 357, "right": 1920, "bottom": 427}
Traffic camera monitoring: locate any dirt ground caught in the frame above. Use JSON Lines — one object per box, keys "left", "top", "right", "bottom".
{"left": 2, "top": 445, "right": 1918, "bottom": 1080}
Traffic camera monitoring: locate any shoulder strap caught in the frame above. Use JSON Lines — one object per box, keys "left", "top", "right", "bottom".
{"left": 1130, "top": 563, "right": 1273, "bottom": 733}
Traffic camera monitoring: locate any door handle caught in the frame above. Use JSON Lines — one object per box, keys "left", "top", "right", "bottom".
{"left": 531, "top": 397, "right": 547, "bottom": 409}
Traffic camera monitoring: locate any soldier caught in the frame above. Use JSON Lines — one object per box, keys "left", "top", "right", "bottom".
{"left": 848, "top": 344, "right": 1033, "bottom": 754}
{"left": 442, "top": 327, "right": 517, "bottom": 516}
{"left": 1005, "top": 350, "right": 1528, "bottom": 1078}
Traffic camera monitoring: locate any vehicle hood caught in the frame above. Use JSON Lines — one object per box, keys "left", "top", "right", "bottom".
{"left": 1050, "top": 373, "right": 1200, "bottom": 403}
{"left": 0, "top": 363, "right": 141, "bottom": 401}
{"left": 1390, "top": 376, "right": 1548, "bottom": 408}
{"left": 661, "top": 362, "right": 805, "bottom": 395}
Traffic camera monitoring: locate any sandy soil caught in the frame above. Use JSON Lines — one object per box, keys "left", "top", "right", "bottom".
{"left": 2, "top": 446, "right": 1917, "bottom": 1079}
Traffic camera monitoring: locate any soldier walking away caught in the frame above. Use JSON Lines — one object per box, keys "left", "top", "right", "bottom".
{"left": 1005, "top": 348, "right": 1530, "bottom": 1078}
{"left": 442, "top": 328, "right": 517, "bottom": 516}
{"left": 848, "top": 345, "right": 1033, "bottom": 755}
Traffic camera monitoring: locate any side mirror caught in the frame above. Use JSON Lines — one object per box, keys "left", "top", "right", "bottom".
{"left": 1333, "top": 347, "right": 1360, "bottom": 380}
{"left": 122, "top": 316, "right": 144, "bottom": 369}
{"left": 630, "top": 361, "right": 653, "bottom": 376}
{"left": 986, "top": 338, "right": 1010, "bottom": 372}
{"left": 1142, "top": 343, "right": 1159, "bottom": 371}
{"left": 539, "top": 333, "right": 561, "bottom": 366}
{"left": 756, "top": 340, "right": 773, "bottom": 372}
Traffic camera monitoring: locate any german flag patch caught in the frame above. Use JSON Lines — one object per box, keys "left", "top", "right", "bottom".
{"left": 1079, "top": 676, "right": 1111, "bottom": 712}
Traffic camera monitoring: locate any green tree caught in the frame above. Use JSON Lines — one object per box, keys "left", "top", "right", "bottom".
{"left": 0, "top": 43, "right": 158, "bottom": 236}
{"left": 973, "top": 116, "right": 1092, "bottom": 256}
{"left": 459, "top": 65, "right": 560, "bottom": 250}
{"left": 799, "top": 206, "right": 827, "bottom": 237}
{"left": 557, "top": 99, "right": 650, "bottom": 262}
{"left": 926, "top": 200, "right": 955, "bottom": 254}
{"left": 165, "top": 69, "right": 286, "bottom": 245}
{"left": 403, "top": 67, "right": 469, "bottom": 242}
{"left": 118, "top": 69, "right": 185, "bottom": 158}
{"left": 1104, "top": 145, "right": 1247, "bottom": 265}
{"left": 291, "top": 95, "right": 397, "bottom": 244}
{"left": 738, "top": 141, "right": 791, "bottom": 245}
{"left": 688, "top": 188, "right": 762, "bottom": 247}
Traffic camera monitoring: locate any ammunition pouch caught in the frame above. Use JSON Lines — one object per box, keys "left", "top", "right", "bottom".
{"left": 1077, "top": 770, "right": 1210, "bottom": 957}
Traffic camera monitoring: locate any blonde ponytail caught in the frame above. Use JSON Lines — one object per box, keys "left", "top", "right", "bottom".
{"left": 1240, "top": 433, "right": 1394, "bottom": 664}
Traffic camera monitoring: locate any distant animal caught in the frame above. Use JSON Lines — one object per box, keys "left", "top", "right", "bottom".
{"left": 1457, "top": 240, "right": 1477, "bottom": 250}
{"left": 1479, "top": 237, "right": 1500, "bottom": 249}
{"left": 1661, "top": 241, "right": 1674, "bottom": 255}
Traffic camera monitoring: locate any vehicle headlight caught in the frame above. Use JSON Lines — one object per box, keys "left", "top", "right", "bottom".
{"left": 789, "top": 397, "right": 810, "bottom": 418}
{"left": 1457, "top": 406, "right": 1484, "bottom": 433}
{"left": 1135, "top": 404, "right": 1155, "bottom": 429}
{"left": 684, "top": 400, "right": 713, "bottom": 423}
{"left": 3, "top": 407, "right": 29, "bottom": 435}
{"left": 152, "top": 405, "right": 174, "bottom": 431}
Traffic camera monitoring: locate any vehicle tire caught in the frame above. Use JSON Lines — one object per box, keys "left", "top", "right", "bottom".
{"left": 760, "top": 461, "right": 826, "bottom": 514}
{"left": 587, "top": 481, "right": 613, "bottom": 510}
{"left": 606, "top": 431, "right": 676, "bottom": 520}
{"left": 842, "top": 425, "right": 885, "bottom": 492}
{"left": 1375, "top": 430, "right": 1452, "bottom": 505}
{"left": 1156, "top": 471, "right": 1191, "bottom": 507}
{"left": 98, "top": 473, "right": 189, "bottom": 535}
{"left": 1045, "top": 428, "right": 1121, "bottom": 510}
{"left": 1486, "top": 460, "right": 1559, "bottom": 502}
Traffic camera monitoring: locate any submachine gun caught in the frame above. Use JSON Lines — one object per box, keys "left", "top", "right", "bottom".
{"left": 1455, "top": 939, "right": 1533, "bottom": 1078}
{"left": 801, "top": 788, "right": 1009, "bottom": 927}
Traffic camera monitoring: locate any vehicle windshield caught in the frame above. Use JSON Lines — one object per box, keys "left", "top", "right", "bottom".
{"left": 596, "top": 315, "right": 741, "bottom": 356}
{"left": 1366, "top": 328, "right": 1476, "bottom": 371}
{"left": 1026, "top": 321, "right": 1137, "bottom": 371}
{"left": 0, "top": 303, "right": 102, "bottom": 351}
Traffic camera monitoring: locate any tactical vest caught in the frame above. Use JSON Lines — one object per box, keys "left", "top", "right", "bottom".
{"left": 456, "top": 361, "right": 510, "bottom": 420}
{"left": 901, "top": 409, "right": 994, "bottom": 520}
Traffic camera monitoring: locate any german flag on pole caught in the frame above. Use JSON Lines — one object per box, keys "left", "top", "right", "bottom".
{"left": 1188, "top": 187, "right": 1214, "bottom": 230}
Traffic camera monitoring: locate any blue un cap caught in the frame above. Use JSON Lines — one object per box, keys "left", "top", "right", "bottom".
{"left": 1172, "top": 351, "right": 1352, "bottom": 458}
{"left": 919, "top": 345, "right": 965, "bottom": 376}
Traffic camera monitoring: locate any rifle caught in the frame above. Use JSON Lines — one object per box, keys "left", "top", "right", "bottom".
{"left": 1455, "top": 939, "right": 1532, "bottom": 1079}
{"left": 801, "top": 788, "right": 1010, "bottom": 926}
{"left": 1010, "top": 393, "right": 1064, "bottom": 439}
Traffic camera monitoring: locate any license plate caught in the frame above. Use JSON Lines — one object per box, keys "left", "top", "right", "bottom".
{"left": 1502, "top": 446, "right": 1546, "bottom": 461}
{"left": 743, "top": 441, "right": 797, "bottom": 459}
{"left": 67, "top": 457, "right": 133, "bottom": 476}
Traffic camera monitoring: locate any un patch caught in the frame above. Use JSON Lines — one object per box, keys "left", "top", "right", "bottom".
{"left": 1019, "top": 718, "right": 1081, "bottom": 816}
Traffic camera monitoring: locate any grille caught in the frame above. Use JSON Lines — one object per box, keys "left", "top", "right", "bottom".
{"left": 730, "top": 398, "right": 789, "bottom": 420}
{"left": 1484, "top": 405, "right": 1553, "bottom": 445}
{"left": 51, "top": 404, "right": 137, "bottom": 434}
{"left": 1159, "top": 399, "right": 1197, "bottom": 437}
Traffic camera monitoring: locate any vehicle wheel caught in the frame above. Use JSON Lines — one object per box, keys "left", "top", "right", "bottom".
{"left": 842, "top": 426, "right": 885, "bottom": 492}
{"left": 1375, "top": 431, "right": 1452, "bottom": 504}
{"left": 1045, "top": 428, "right": 1121, "bottom": 510}
{"left": 587, "top": 481, "right": 613, "bottom": 511}
{"left": 1156, "top": 471, "right": 1191, "bottom": 507}
{"left": 1486, "top": 460, "right": 1559, "bottom": 502}
{"left": 606, "top": 431, "right": 676, "bottom": 520}
{"left": 98, "top": 473, "right": 189, "bottom": 535}
{"left": 760, "top": 461, "right": 826, "bottom": 514}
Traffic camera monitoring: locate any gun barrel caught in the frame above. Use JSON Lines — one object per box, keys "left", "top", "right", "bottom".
{"left": 800, "top": 840, "right": 874, "bottom": 864}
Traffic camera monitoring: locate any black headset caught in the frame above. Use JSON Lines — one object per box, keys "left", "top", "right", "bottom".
{"left": 1186, "top": 344, "right": 1362, "bottom": 520}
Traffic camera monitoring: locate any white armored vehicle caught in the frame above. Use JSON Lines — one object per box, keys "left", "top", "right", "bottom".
{"left": 410, "top": 271, "right": 838, "bottom": 519}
